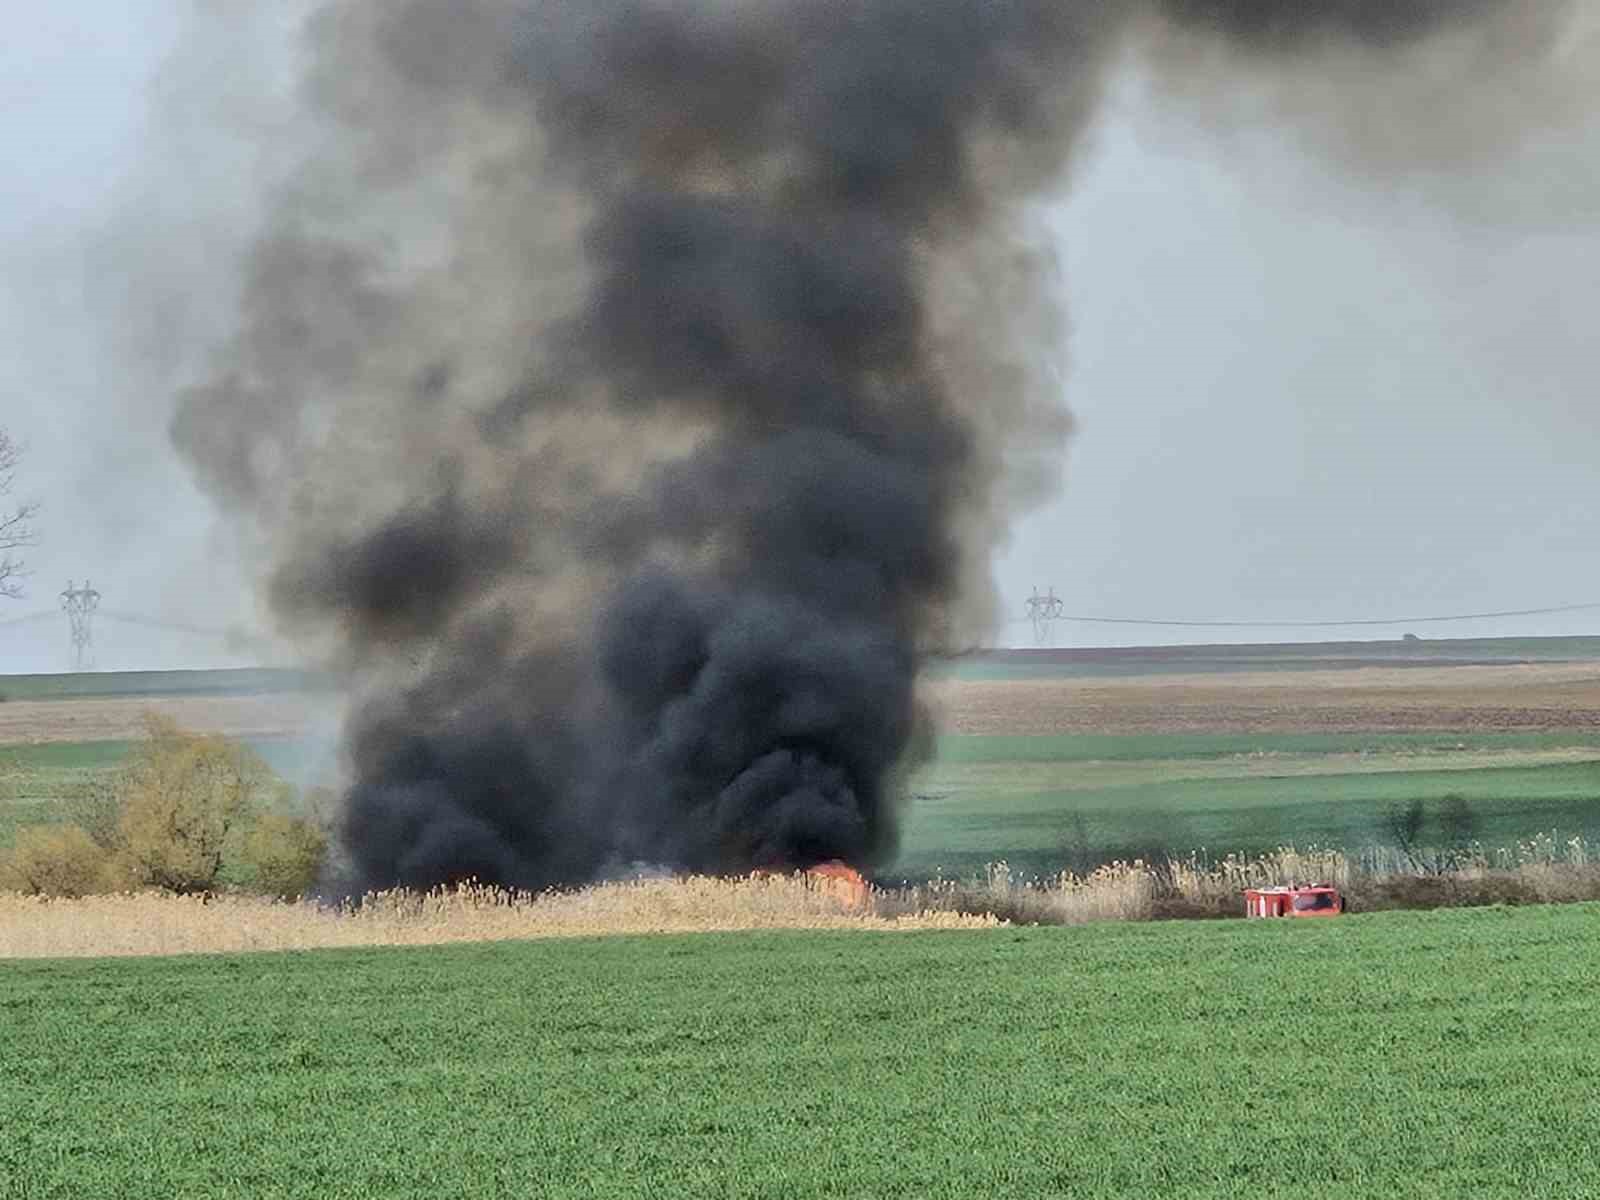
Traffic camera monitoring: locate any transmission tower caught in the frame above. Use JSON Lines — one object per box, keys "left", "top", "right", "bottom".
{"left": 60, "top": 580, "right": 101, "bottom": 670}
{"left": 1024, "top": 586, "right": 1064, "bottom": 645}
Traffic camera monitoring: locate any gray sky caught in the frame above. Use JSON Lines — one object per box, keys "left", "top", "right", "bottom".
{"left": 2, "top": 5, "right": 1597, "bottom": 671}
{"left": 999, "top": 58, "right": 1600, "bottom": 646}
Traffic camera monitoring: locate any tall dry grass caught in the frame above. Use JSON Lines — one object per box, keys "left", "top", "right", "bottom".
{"left": 0, "top": 873, "right": 998, "bottom": 960}
{"left": 7, "top": 837, "right": 1600, "bottom": 961}
{"left": 877, "top": 859, "right": 1160, "bottom": 925}
{"left": 879, "top": 839, "right": 1600, "bottom": 924}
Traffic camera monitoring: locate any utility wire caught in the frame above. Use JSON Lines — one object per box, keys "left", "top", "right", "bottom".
{"left": 0, "top": 608, "right": 253, "bottom": 639}
{"left": 0, "top": 609, "right": 56, "bottom": 628}
{"left": 98, "top": 610, "right": 257, "bottom": 641}
{"left": 11, "top": 601, "right": 1600, "bottom": 636}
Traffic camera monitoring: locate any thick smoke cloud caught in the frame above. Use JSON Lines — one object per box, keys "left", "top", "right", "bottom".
{"left": 1151, "top": 0, "right": 1502, "bottom": 48}
{"left": 170, "top": 0, "right": 1580, "bottom": 892}
{"left": 1141, "top": 0, "right": 1587, "bottom": 180}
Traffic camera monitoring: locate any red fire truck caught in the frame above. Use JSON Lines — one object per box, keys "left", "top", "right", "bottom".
{"left": 1242, "top": 884, "right": 1345, "bottom": 918}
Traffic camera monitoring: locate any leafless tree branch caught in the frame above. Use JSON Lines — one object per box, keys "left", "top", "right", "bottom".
{"left": 0, "top": 427, "right": 39, "bottom": 599}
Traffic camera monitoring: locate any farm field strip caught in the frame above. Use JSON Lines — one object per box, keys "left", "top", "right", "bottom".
{"left": 0, "top": 693, "right": 339, "bottom": 747}
{"left": 7, "top": 728, "right": 1600, "bottom": 870}
{"left": 5, "top": 648, "right": 1599, "bottom": 873}
{"left": 0, "top": 738, "right": 335, "bottom": 849}
{"left": 919, "top": 747, "right": 1600, "bottom": 794}
{"left": 928, "top": 637, "right": 1600, "bottom": 680}
{"left": 926, "top": 662, "right": 1600, "bottom": 736}
{"left": 0, "top": 668, "right": 326, "bottom": 702}
{"left": 932, "top": 729, "right": 1600, "bottom": 762}
{"left": 893, "top": 756, "right": 1600, "bottom": 879}
{"left": 4, "top": 906, "right": 1600, "bottom": 1198}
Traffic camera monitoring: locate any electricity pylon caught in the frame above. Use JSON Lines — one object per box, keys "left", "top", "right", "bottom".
{"left": 1024, "top": 586, "right": 1064, "bottom": 645}
{"left": 60, "top": 579, "right": 100, "bottom": 670}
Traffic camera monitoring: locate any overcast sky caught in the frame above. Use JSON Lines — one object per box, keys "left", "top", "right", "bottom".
{"left": 2, "top": 6, "right": 1597, "bottom": 672}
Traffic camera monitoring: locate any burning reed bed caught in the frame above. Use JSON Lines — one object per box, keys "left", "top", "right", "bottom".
{"left": 7, "top": 838, "right": 1600, "bottom": 960}
{"left": 0, "top": 873, "right": 996, "bottom": 960}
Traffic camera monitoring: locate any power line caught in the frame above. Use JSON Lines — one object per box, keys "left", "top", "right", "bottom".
{"left": 0, "top": 609, "right": 56, "bottom": 628}
{"left": 1015, "top": 599, "right": 1600, "bottom": 630}
{"left": 98, "top": 610, "right": 243, "bottom": 639}
{"left": 1, "top": 607, "right": 262, "bottom": 646}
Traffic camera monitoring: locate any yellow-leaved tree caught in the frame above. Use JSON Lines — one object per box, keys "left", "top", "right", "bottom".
{"left": 116, "top": 714, "right": 282, "bottom": 894}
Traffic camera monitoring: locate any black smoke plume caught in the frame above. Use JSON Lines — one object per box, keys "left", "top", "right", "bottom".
{"left": 171, "top": 0, "right": 1571, "bottom": 893}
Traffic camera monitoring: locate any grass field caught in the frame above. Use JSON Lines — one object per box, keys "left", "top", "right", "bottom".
{"left": 5, "top": 905, "right": 1600, "bottom": 1198}
{"left": 0, "top": 739, "right": 324, "bottom": 851}
{"left": 5, "top": 730, "right": 1599, "bottom": 876}
{"left": 4, "top": 643, "right": 1599, "bottom": 875}
{"left": 0, "top": 667, "right": 325, "bottom": 703}
{"left": 894, "top": 731, "right": 1600, "bottom": 879}
{"left": 930, "top": 636, "right": 1600, "bottom": 680}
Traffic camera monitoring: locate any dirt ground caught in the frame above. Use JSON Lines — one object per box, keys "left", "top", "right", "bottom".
{"left": 0, "top": 693, "right": 340, "bottom": 746}
{"left": 3, "top": 660, "right": 1600, "bottom": 745}
{"left": 923, "top": 662, "right": 1600, "bottom": 735}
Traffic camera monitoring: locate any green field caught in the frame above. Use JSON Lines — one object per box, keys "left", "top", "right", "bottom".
{"left": 4, "top": 906, "right": 1599, "bottom": 1198}
{"left": 893, "top": 732, "right": 1600, "bottom": 879}
{"left": 6, "top": 731, "right": 1600, "bottom": 874}
{"left": 0, "top": 667, "right": 326, "bottom": 702}
{"left": 0, "top": 740, "right": 320, "bottom": 849}
{"left": 928, "top": 636, "right": 1600, "bottom": 680}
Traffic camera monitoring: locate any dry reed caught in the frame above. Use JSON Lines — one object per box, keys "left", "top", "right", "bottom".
{"left": 8, "top": 838, "right": 1600, "bottom": 961}
{"left": 0, "top": 873, "right": 998, "bottom": 960}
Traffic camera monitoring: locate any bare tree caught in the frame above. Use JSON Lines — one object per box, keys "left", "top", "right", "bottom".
{"left": 0, "top": 428, "right": 38, "bottom": 599}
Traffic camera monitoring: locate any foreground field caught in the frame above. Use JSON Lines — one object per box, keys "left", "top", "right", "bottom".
{"left": 5, "top": 905, "right": 1599, "bottom": 1199}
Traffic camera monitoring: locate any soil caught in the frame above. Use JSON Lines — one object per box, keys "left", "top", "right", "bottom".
{"left": 0, "top": 693, "right": 339, "bottom": 746}
{"left": 922, "top": 663, "right": 1600, "bottom": 735}
{"left": 3, "top": 660, "right": 1600, "bottom": 745}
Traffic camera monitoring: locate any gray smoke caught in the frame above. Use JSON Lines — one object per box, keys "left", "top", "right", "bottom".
{"left": 170, "top": 0, "right": 1580, "bottom": 892}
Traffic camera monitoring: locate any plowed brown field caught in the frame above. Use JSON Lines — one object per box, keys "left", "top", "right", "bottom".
{"left": 923, "top": 662, "right": 1600, "bottom": 735}
{"left": 5, "top": 660, "right": 1600, "bottom": 746}
{"left": 0, "top": 693, "right": 338, "bottom": 745}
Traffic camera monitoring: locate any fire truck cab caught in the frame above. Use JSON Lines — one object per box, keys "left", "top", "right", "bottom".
{"left": 1242, "top": 884, "right": 1344, "bottom": 918}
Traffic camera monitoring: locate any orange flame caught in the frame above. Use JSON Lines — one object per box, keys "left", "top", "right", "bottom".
{"left": 751, "top": 859, "right": 871, "bottom": 911}
{"left": 802, "top": 860, "right": 871, "bottom": 911}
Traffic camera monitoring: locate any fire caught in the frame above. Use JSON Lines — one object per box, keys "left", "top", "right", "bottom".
{"left": 753, "top": 860, "right": 871, "bottom": 912}
{"left": 801, "top": 860, "right": 871, "bottom": 912}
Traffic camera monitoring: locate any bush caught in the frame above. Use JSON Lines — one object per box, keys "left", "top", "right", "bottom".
{"left": 115, "top": 715, "right": 283, "bottom": 894}
{"left": 0, "top": 824, "right": 118, "bottom": 897}
{"left": 58, "top": 774, "right": 122, "bottom": 851}
{"left": 241, "top": 812, "right": 328, "bottom": 899}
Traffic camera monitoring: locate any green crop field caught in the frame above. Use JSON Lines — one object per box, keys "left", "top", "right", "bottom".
{"left": 0, "top": 743, "right": 128, "bottom": 849}
{"left": 6, "top": 730, "right": 1600, "bottom": 872}
{"left": 0, "top": 740, "right": 321, "bottom": 849}
{"left": 4, "top": 905, "right": 1600, "bottom": 1198}
{"left": 893, "top": 731, "right": 1600, "bottom": 879}
{"left": 0, "top": 668, "right": 326, "bottom": 703}
{"left": 928, "top": 636, "right": 1600, "bottom": 680}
